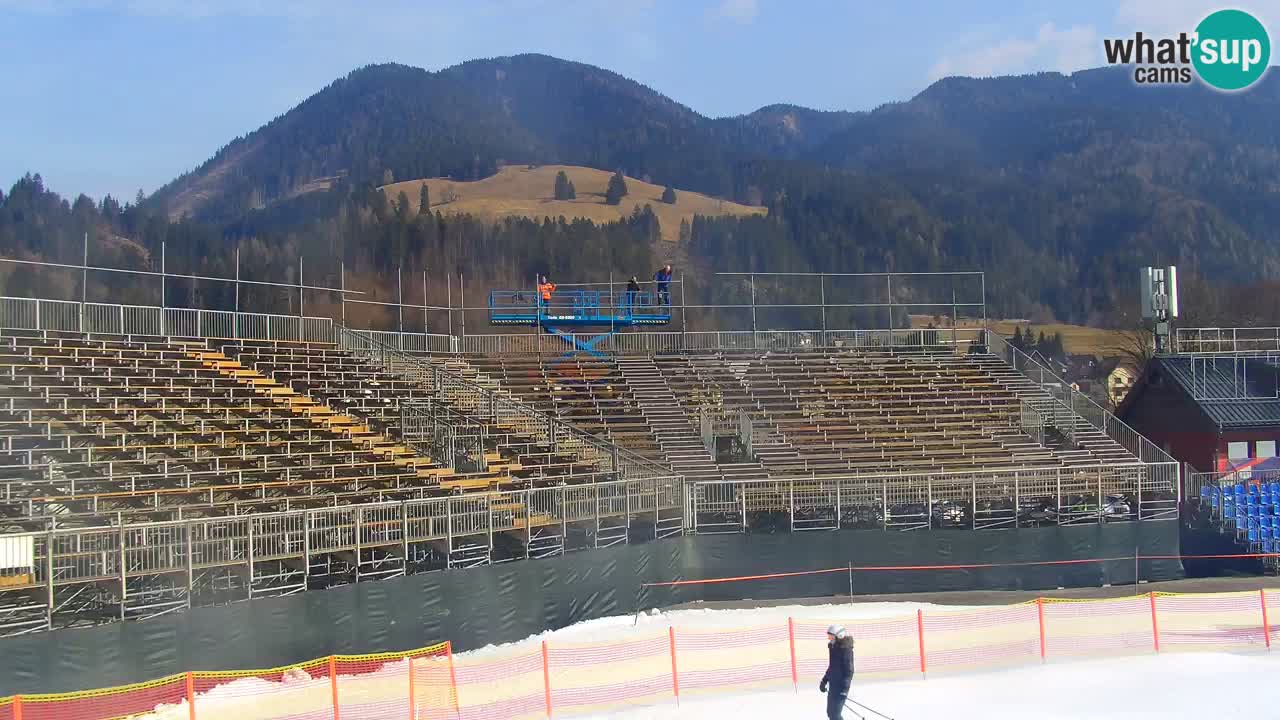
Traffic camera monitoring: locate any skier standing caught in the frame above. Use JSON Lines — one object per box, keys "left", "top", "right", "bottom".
{"left": 819, "top": 624, "right": 854, "bottom": 720}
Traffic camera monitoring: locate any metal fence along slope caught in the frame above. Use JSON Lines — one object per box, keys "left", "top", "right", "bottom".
{"left": 4, "top": 590, "right": 1275, "bottom": 720}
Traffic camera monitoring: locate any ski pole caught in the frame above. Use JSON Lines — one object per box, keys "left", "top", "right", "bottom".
{"left": 847, "top": 697, "right": 898, "bottom": 720}
{"left": 841, "top": 699, "right": 866, "bottom": 720}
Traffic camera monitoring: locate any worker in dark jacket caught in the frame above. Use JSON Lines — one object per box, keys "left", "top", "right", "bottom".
{"left": 819, "top": 624, "right": 854, "bottom": 720}
{"left": 653, "top": 264, "right": 673, "bottom": 306}
{"left": 624, "top": 276, "right": 642, "bottom": 315}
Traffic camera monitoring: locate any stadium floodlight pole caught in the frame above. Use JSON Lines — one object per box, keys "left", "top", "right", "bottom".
{"left": 298, "top": 256, "right": 304, "bottom": 319}
{"left": 423, "top": 270, "right": 428, "bottom": 335}
{"left": 339, "top": 261, "right": 345, "bottom": 327}
{"left": 459, "top": 272, "right": 466, "bottom": 337}
{"left": 680, "top": 274, "right": 687, "bottom": 343}
{"left": 446, "top": 273, "right": 453, "bottom": 337}
{"left": 398, "top": 265, "right": 404, "bottom": 334}
{"left": 235, "top": 245, "right": 241, "bottom": 315}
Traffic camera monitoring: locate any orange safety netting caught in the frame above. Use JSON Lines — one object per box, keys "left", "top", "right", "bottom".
{"left": 3, "top": 591, "right": 1276, "bottom": 720}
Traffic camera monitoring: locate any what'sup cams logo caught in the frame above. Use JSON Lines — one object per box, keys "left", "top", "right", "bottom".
{"left": 1104, "top": 9, "right": 1271, "bottom": 90}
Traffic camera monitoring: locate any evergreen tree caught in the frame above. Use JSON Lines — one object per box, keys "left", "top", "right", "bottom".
{"left": 418, "top": 183, "right": 430, "bottom": 214}
{"left": 554, "top": 171, "right": 577, "bottom": 201}
{"left": 1012, "top": 326, "right": 1025, "bottom": 349}
{"left": 678, "top": 218, "right": 692, "bottom": 243}
{"left": 566, "top": 180, "right": 576, "bottom": 200}
{"left": 395, "top": 191, "right": 411, "bottom": 221}
{"left": 661, "top": 185, "right": 676, "bottom": 204}
{"left": 605, "top": 171, "right": 628, "bottom": 206}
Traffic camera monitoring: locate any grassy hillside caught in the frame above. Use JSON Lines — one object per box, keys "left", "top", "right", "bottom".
{"left": 910, "top": 315, "right": 1125, "bottom": 356}
{"left": 381, "top": 164, "right": 765, "bottom": 241}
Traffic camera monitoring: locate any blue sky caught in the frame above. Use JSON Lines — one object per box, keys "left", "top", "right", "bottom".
{"left": 0, "top": 0, "right": 1273, "bottom": 202}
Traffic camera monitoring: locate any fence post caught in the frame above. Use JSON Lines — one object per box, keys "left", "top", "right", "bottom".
{"left": 447, "top": 641, "right": 460, "bottom": 719}
{"left": 669, "top": 626, "right": 680, "bottom": 705}
{"left": 407, "top": 655, "right": 416, "bottom": 720}
{"left": 917, "top": 609, "right": 927, "bottom": 678}
{"left": 1149, "top": 592, "right": 1160, "bottom": 653}
{"left": 330, "top": 656, "right": 340, "bottom": 720}
{"left": 1037, "top": 597, "right": 1047, "bottom": 662}
{"left": 787, "top": 617, "right": 798, "bottom": 693}
{"left": 541, "top": 640, "right": 552, "bottom": 718}
{"left": 187, "top": 671, "right": 196, "bottom": 720}
{"left": 1262, "top": 590, "right": 1272, "bottom": 650}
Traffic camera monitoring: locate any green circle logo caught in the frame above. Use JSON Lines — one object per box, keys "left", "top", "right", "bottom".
{"left": 1192, "top": 9, "right": 1271, "bottom": 90}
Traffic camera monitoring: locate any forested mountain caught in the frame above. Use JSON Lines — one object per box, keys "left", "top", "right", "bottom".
{"left": 7, "top": 54, "right": 1280, "bottom": 328}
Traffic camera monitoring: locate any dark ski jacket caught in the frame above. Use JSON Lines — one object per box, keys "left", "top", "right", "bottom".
{"left": 822, "top": 637, "right": 854, "bottom": 693}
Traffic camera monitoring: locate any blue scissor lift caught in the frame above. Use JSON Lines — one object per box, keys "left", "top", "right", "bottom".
{"left": 488, "top": 288, "right": 671, "bottom": 357}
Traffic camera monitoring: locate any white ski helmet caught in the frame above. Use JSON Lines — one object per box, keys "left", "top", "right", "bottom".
{"left": 826, "top": 624, "right": 847, "bottom": 639}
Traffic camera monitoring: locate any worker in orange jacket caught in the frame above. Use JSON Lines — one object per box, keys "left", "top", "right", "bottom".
{"left": 537, "top": 276, "right": 556, "bottom": 310}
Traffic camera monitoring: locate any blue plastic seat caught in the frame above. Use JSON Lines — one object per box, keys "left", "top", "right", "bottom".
{"left": 1250, "top": 527, "right": 1261, "bottom": 544}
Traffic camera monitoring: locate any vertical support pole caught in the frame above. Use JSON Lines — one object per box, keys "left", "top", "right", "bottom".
{"left": 1149, "top": 592, "right": 1160, "bottom": 653}
{"left": 329, "top": 656, "right": 340, "bottom": 720}
{"left": 1135, "top": 545, "right": 1140, "bottom": 587}
{"left": 339, "top": 261, "right": 346, "bottom": 327}
{"left": 447, "top": 641, "right": 460, "bottom": 719}
{"left": 917, "top": 609, "right": 926, "bottom": 677}
{"left": 446, "top": 273, "right": 453, "bottom": 338}
{"left": 1037, "top": 597, "right": 1046, "bottom": 663}
{"left": 423, "top": 270, "right": 429, "bottom": 336}
{"left": 541, "top": 640, "right": 552, "bottom": 718}
{"left": 186, "top": 671, "right": 196, "bottom": 720}
{"left": 951, "top": 283, "right": 958, "bottom": 350}
{"left": 886, "top": 273, "right": 894, "bottom": 333}
{"left": 847, "top": 561, "right": 853, "bottom": 598}
{"left": 819, "top": 273, "right": 827, "bottom": 347}
{"left": 235, "top": 244, "right": 241, "bottom": 316}
{"left": 668, "top": 626, "right": 680, "bottom": 705}
{"left": 398, "top": 265, "right": 405, "bottom": 334}
{"left": 407, "top": 655, "right": 416, "bottom": 720}
{"left": 299, "top": 255, "right": 305, "bottom": 321}
{"left": 787, "top": 617, "right": 798, "bottom": 693}
{"left": 160, "top": 240, "right": 167, "bottom": 337}
{"left": 679, "top": 273, "right": 688, "bottom": 347}
{"left": 980, "top": 272, "right": 987, "bottom": 330}
{"left": 12, "top": 696, "right": 22, "bottom": 720}
{"left": 459, "top": 273, "right": 466, "bottom": 338}
{"left": 749, "top": 273, "right": 758, "bottom": 340}
{"left": 80, "top": 231, "right": 88, "bottom": 332}
{"left": 1262, "top": 590, "right": 1272, "bottom": 650}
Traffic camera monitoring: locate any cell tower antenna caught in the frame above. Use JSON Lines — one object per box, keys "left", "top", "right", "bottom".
{"left": 1141, "top": 265, "right": 1179, "bottom": 354}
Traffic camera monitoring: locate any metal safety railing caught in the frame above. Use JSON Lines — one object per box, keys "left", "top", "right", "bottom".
{"left": 985, "top": 330, "right": 1178, "bottom": 470}
{"left": 688, "top": 463, "right": 1179, "bottom": 534}
{"left": 335, "top": 325, "right": 674, "bottom": 482}
{"left": 0, "top": 296, "right": 334, "bottom": 343}
{"left": 401, "top": 400, "right": 488, "bottom": 473}
{"left": 1176, "top": 327, "right": 1280, "bottom": 354}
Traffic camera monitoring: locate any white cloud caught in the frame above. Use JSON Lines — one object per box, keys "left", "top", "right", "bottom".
{"left": 715, "top": 0, "right": 758, "bottom": 24}
{"left": 928, "top": 22, "right": 1099, "bottom": 81}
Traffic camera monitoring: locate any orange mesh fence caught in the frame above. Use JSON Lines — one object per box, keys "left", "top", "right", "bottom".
{"left": 795, "top": 614, "right": 920, "bottom": 681}
{"left": 20, "top": 674, "right": 186, "bottom": 720}
{"left": 546, "top": 631, "right": 672, "bottom": 716}
{"left": 923, "top": 603, "right": 1041, "bottom": 673}
{"left": 1155, "top": 591, "right": 1269, "bottom": 652}
{"left": 450, "top": 646, "right": 544, "bottom": 720}
{"left": 673, "top": 624, "right": 792, "bottom": 698}
{"left": 1043, "top": 595, "right": 1156, "bottom": 657}
{"left": 190, "top": 657, "right": 334, "bottom": 720}
{"left": 5, "top": 590, "right": 1280, "bottom": 719}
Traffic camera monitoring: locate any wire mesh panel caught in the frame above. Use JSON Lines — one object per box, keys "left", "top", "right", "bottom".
{"left": 49, "top": 528, "right": 119, "bottom": 584}
{"left": 884, "top": 475, "right": 929, "bottom": 531}
{"left": 189, "top": 516, "right": 249, "bottom": 568}
{"left": 0, "top": 297, "right": 37, "bottom": 330}
{"left": 250, "top": 514, "right": 306, "bottom": 562}
{"left": 122, "top": 523, "right": 186, "bottom": 577}
{"left": 120, "top": 305, "right": 163, "bottom": 336}
{"left": 82, "top": 303, "right": 123, "bottom": 335}
{"left": 791, "top": 479, "right": 839, "bottom": 530}
{"left": 309, "top": 508, "right": 358, "bottom": 554}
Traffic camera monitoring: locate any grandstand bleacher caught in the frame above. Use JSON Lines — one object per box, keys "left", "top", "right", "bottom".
{"left": 0, "top": 304, "right": 1178, "bottom": 636}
